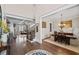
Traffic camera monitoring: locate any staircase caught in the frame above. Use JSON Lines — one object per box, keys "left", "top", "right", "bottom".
{"left": 27, "top": 23, "right": 38, "bottom": 42}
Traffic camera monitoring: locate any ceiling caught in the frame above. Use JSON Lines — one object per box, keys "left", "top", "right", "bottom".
{"left": 42, "top": 5, "right": 79, "bottom": 21}
{"left": 4, "top": 4, "right": 67, "bottom": 19}
{"left": 2, "top": 4, "right": 78, "bottom": 25}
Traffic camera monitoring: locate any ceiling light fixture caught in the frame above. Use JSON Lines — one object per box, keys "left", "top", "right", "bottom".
{"left": 58, "top": 8, "right": 65, "bottom": 32}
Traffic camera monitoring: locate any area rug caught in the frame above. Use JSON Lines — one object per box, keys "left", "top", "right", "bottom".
{"left": 25, "top": 49, "right": 52, "bottom": 55}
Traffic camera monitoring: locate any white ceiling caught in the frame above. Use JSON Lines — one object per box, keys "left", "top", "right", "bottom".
{"left": 4, "top": 4, "right": 67, "bottom": 19}
{"left": 5, "top": 4, "right": 34, "bottom": 18}
{"left": 2, "top": 4, "right": 78, "bottom": 25}
{"left": 35, "top": 4, "right": 66, "bottom": 17}
{"left": 43, "top": 5, "right": 79, "bottom": 21}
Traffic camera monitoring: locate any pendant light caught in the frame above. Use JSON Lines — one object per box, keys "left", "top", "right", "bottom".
{"left": 33, "top": 4, "right": 36, "bottom": 21}
{"left": 58, "top": 8, "right": 65, "bottom": 31}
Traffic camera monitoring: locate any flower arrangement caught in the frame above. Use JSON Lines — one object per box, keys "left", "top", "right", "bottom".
{"left": 0, "top": 19, "right": 9, "bottom": 33}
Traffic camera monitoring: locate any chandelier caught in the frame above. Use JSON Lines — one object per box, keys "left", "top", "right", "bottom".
{"left": 58, "top": 9, "right": 65, "bottom": 31}
{"left": 58, "top": 21, "right": 65, "bottom": 30}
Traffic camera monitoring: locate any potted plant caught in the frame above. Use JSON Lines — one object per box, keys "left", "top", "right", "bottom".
{"left": 0, "top": 19, "right": 10, "bottom": 46}
{"left": 2, "top": 19, "right": 10, "bottom": 33}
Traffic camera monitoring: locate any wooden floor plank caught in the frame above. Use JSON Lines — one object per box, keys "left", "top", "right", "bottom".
{"left": 7, "top": 38, "right": 79, "bottom": 55}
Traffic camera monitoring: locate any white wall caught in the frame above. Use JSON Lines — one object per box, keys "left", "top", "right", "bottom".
{"left": 72, "top": 17, "right": 79, "bottom": 37}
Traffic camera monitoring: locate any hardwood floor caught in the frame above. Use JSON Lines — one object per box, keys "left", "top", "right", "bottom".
{"left": 42, "top": 40, "right": 79, "bottom": 55}
{"left": 7, "top": 38, "right": 79, "bottom": 55}
{"left": 8, "top": 39, "right": 41, "bottom": 55}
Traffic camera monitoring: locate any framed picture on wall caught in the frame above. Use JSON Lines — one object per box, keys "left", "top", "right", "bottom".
{"left": 42, "top": 21, "right": 46, "bottom": 28}
{"left": 63, "top": 20, "right": 72, "bottom": 28}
